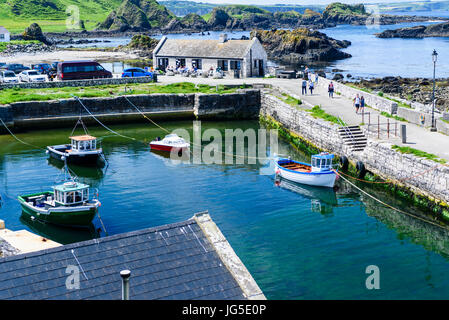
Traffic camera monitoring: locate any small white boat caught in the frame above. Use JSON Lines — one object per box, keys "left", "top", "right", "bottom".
{"left": 149, "top": 134, "right": 190, "bottom": 153}
{"left": 275, "top": 153, "right": 338, "bottom": 188}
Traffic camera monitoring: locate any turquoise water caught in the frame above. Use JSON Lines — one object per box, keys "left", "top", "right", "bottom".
{"left": 2, "top": 121, "right": 449, "bottom": 299}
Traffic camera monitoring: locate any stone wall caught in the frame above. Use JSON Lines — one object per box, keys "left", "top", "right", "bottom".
{"left": 1, "top": 90, "right": 261, "bottom": 129}
{"left": 260, "top": 91, "right": 449, "bottom": 205}
{"left": 316, "top": 76, "right": 398, "bottom": 114}
{"left": 195, "top": 89, "right": 261, "bottom": 119}
{"left": 0, "top": 76, "right": 156, "bottom": 90}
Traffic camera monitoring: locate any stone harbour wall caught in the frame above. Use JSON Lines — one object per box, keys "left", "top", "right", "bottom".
{"left": 0, "top": 90, "right": 261, "bottom": 129}
{"left": 260, "top": 91, "right": 449, "bottom": 205}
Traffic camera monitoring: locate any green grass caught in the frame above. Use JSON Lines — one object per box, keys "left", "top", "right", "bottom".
{"left": 0, "top": 82, "right": 238, "bottom": 105}
{"left": 380, "top": 111, "right": 407, "bottom": 122}
{"left": 0, "top": 40, "right": 41, "bottom": 52}
{"left": 281, "top": 93, "right": 302, "bottom": 107}
{"left": 308, "top": 105, "right": 346, "bottom": 126}
{"left": 385, "top": 96, "right": 412, "bottom": 109}
{"left": 391, "top": 145, "right": 447, "bottom": 164}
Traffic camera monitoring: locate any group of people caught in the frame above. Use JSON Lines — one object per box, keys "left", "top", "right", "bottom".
{"left": 301, "top": 66, "right": 366, "bottom": 114}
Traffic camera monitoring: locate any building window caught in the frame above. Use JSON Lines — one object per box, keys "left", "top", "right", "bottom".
{"left": 0, "top": 34, "right": 4, "bottom": 40}
{"left": 192, "top": 59, "right": 202, "bottom": 70}
{"left": 254, "top": 60, "right": 258, "bottom": 68}
{"left": 175, "top": 59, "right": 186, "bottom": 68}
{"left": 230, "top": 60, "right": 241, "bottom": 70}
{"left": 158, "top": 58, "right": 169, "bottom": 70}
{"left": 217, "top": 60, "right": 228, "bottom": 71}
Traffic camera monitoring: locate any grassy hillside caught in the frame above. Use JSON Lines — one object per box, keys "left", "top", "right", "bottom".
{"left": 0, "top": 0, "right": 122, "bottom": 34}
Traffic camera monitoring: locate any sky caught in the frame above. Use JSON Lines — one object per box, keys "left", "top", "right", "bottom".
{"left": 184, "top": 0, "right": 444, "bottom": 5}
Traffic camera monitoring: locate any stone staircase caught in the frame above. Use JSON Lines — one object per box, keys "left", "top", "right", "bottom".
{"left": 338, "top": 126, "right": 367, "bottom": 152}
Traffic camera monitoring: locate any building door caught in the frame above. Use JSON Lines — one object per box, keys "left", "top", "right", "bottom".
{"left": 258, "top": 60, "right": 264, "bottom": 77}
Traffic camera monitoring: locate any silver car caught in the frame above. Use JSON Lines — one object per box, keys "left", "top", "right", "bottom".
{"left": 19, "top": 70, "right": 47, "bottom": 82}
{"left": 0, "top": 70, "right": 19, "bottom": 84}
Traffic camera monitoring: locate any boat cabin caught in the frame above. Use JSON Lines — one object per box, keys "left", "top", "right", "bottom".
{"left": 69, "top": 135, "right": 97, "bottom": 152}
{"left": 311, "top": 153, "right": 334, "bottom": 172}
{"left": 53, "top": 181, "right": 90, "bottom": 206}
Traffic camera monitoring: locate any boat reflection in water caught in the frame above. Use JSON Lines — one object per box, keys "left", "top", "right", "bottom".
{"left": 150, "top": 148, "right": 191, "bottom": 165}
{"left": 47, "top": 156, "right": 105, "bottom": 188}
{"left": 20, "top": 214, "right": 100, "bottom": 245}
{"left": 275, "top": 177, "right": 338, "bottom": 214}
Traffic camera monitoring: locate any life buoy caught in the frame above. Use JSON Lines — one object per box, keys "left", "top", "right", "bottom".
{"left": 339, "top": 156, "right": 349, "bottom": 171}
{"left": 420, "top": 113, "right": 425, "bottom": 124}
{"left": 356, "top": 161, "right": 366, "bottom": 179}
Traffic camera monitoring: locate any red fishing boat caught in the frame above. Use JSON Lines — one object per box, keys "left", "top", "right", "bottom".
{"left": 149, "top": 134, "right": 190, "bottom": 153}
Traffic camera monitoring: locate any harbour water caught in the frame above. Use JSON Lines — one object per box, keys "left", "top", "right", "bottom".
{"left": 2, "top": 120, "right": 449, "bottom": 299}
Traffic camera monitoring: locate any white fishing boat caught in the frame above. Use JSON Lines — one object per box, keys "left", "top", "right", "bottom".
{"left": 275, "top": 153, "right": 338, "bottom": 188}
{"left": 47, "top": 135, "right": 103, "bottom": 165}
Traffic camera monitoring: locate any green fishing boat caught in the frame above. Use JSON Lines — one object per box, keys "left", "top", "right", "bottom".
{"left": 18, "top": 181, "right": 101, "bottom": 227}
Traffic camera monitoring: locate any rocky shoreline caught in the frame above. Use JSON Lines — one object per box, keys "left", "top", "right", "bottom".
{"left": 376, "top": 21, "right": 449, "bottom": 38}
{"left": 347, "top": 76, "right": 449, "bottom": 112}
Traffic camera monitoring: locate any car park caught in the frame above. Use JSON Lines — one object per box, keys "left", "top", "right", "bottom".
{"left": 57, "top": 61, "right": 112, "bottom": 81}
{"left": 121, "top": 67, "right": 153, "bottom": 78}
{"left": 32, "top": 63, "right": 51, "bottom": 75}
{"left": 19, "top": 70, "right": 47, "bottom": 82}
{"left": 4, "top": 63, "right": 30, "bottom": 74}
{"left": 0, "top": 70, "right": 19, "bottom": 83}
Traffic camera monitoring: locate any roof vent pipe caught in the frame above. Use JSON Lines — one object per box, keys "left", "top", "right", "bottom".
{"left": 120, "top": 270, "right": 131, "bottom": 300}
{"left": 219, "top": 33, "right": 228, "bottom": 43}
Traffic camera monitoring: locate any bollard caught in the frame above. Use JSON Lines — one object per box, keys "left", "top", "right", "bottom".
{"left": 401, "top": 124, "right": 407, "bottom": 143}
{"left": 120, "top": 270, "right": 131, "bottom": 300}
{"left": 0, "top": 219, "right": 4, "bottom": 230}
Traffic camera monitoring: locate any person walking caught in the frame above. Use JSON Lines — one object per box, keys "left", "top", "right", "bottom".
{"left": 354, "top": 94, "right": 361, "bottom": 113}
{"left": 314, "top": 72, "right": 319, "bottom": 84}
{"left": 301, "top": 78, "right": 307, "bottom": 95}
{"left": 308, "top": 80, "right": 314, "bottom": 95}
{"left": 360, "top": 95, "right": 365, "bottom": 113}
{"left": 328, "top": 81, "right": 334, "bottom": 98}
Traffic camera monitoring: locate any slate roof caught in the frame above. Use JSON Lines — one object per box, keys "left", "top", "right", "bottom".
{"left": 154, "top": 37, "right": 254, "bottom": 59}
{"left": 0, "top": 26, "right": 8, "bottom": 34}
{"left": 0, "top": 213, "right": 260, "bottom": 300}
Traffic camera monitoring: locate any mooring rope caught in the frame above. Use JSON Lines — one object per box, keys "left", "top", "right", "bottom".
{"left": 334, "top": 169, "right": 449, "bottom": 231}
{"left": 0, "top": 118, "right": 44, "bottom": 150}
{"left": 72, "top": 95, "right": 138, "bottom": 142}
{"left": 121, "top": 94, "right": 272, "bottom": 161}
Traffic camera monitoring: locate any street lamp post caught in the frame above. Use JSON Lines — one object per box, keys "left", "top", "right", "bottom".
{"left": 431, "top": 49, "right": 438, "bottom": 132}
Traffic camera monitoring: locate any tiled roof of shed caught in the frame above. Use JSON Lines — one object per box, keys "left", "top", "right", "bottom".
{"left": 155, "top": 38, "right": 253, "bottom": 59}
{"left": 0, "top": 214, "right": 256, "bottom": 300}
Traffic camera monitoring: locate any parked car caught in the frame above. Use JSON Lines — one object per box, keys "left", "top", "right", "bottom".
{"left": 32, "top": 63, "right": 51, "bottom": 75}
{"left": 121, "top": 68, "right": 153, "bottom": 78}
{"left": 57, "top": 61, "right": 112, "bottom": 81}
{"left": 19, "top": 70, "right": 48, "bottom": 82}
{"left": 0, "top": 63, "right": 6, "bottom": 70}
{"left": 4, "top": 64, "right": 30, "bottom": 74}
{"left": 0, "top": 70, "right": 19, "bottom": 84}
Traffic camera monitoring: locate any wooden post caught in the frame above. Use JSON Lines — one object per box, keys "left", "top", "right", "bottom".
{"left": 362, "top": 110, "right": 364, "bottom": 124}
{"left": 378, "top": 115, "right": 380, "bottom": 139}
{"left": 387, "top": 118, "right": 390, "bottom": 139}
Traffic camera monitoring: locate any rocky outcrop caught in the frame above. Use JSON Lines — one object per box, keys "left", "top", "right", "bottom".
{"left": 22, "top": 23, "right": 51, "bottom": 45}
{"left": 98, "top": 0, "right": 175, "bottom": 31}
{"left": 377, "top": 21, "right": 449, "bottom": 38}
{"left": 251, "top": 28, "right": 351, "bottom": 64}
{"left": 163, "top": 13, "right": 208, "bottom": 32}
{"left": 207, "top": 8, "right": 231, "bottom": 29}
{"left": 115, "top": 34, "right": 158, "bottom": 58}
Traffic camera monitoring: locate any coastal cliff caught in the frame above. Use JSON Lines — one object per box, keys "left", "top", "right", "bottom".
{"left": 251, "top": 28, "right": 351, "bottom": 64}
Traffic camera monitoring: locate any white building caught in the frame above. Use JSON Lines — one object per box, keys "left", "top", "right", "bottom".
{"left": 0, "top": 26, "right": 10, "bottom": 42}
{"left": 153, "top": 34, "right": 268, "bottom": 78}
